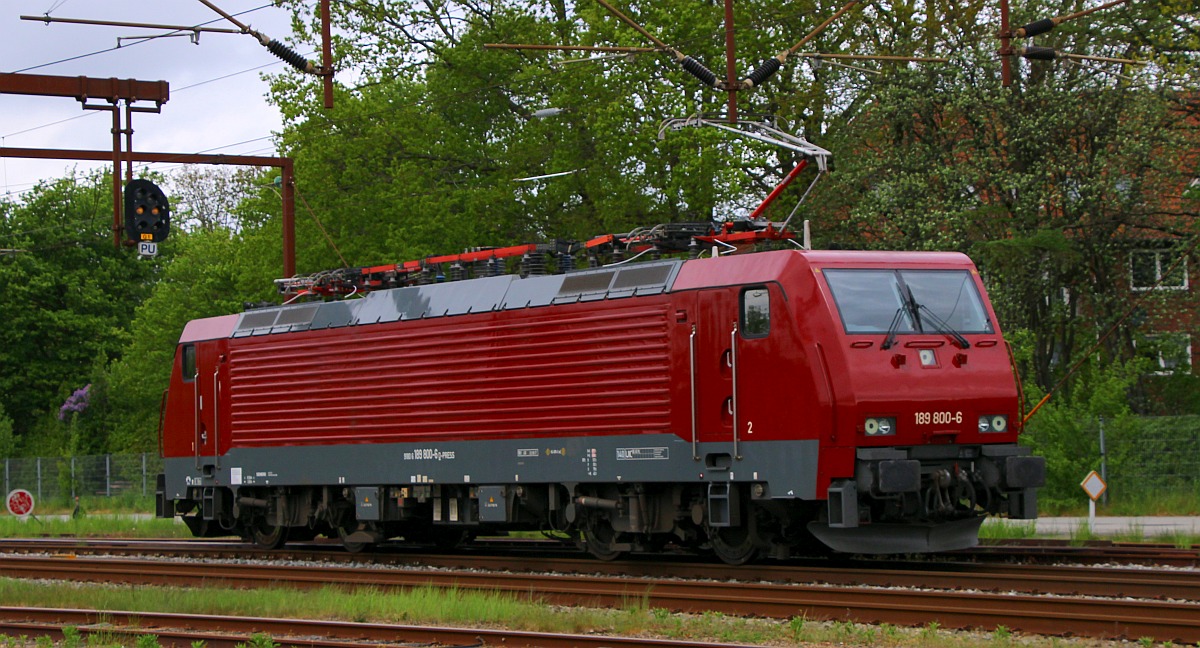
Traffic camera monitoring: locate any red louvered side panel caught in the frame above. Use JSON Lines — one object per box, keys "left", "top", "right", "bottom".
{"left": 226, "top": 301, "right": 674, "bottom": 446}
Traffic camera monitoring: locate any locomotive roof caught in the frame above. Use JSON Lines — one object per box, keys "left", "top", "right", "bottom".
{"left": 203, "top": 259, "right": 683, "bottom": 342}
{"left": 178, "top": 249, "right": 976, "bottom": 344}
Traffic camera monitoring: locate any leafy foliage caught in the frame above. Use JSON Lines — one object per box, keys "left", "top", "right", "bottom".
{"left": 0, "top": 403, "right": 15, "bottom": 459}
{"left": 0, "top": 174, "right": 157, "bottom": 446}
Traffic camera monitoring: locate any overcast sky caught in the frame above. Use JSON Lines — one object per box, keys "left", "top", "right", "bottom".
{"left": 1, "top": 1, "right": 304, "bottom": 200}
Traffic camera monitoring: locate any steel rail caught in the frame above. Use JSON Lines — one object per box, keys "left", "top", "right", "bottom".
{"left": 0, "top": 606, "right": 742, "bottom": 648}
{"left": 0, "top": 554, "right": 1198, "bottom": 642}
{"left": 2, "top": 538, "right": 1198, "bottom": 597}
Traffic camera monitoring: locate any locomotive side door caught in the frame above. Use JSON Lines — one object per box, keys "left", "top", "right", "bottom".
{"left": 692, "top": 284, "right": 789, "bottom": 455}
{"left": 192, "top": 341, "right": 223, "bottom": 469}
{"left": 730, "top": 284, "right": 788, "bottom": 446}
{"left": 692, "top": 288, "right": 738, "bottom": 450}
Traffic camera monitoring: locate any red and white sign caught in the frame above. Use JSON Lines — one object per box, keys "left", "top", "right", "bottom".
{"left": 5, "top": 489, "right": 34, "bottom": 516}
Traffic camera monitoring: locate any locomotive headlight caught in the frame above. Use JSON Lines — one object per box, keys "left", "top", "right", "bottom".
{"left": 979, "top": 414, "right": 1008, "bottom": 433}
{"left": 864, "top": 417, "right": 896, "bottom": 436}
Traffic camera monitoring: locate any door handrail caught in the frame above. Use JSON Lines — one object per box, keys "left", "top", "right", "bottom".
{"left": 689, "top": 324, "right": 699, "bottom": 461}
{"left": 730, "top": 322, "right": 742, "bottom": 460}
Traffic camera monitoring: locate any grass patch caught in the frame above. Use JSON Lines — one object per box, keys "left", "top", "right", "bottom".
{"left": 1067, "top": 521, "right": 1100, "bottom": 546}
{"left": 1159, "top": 531, "right": 1200, "bottom": 549}
{"left": 1102, "top": 487, "right": 1200, "bottom": 516}
{"left": 0, "top": 577, "right": 1174, "bottom": 647}
{"left": 0, "top": 515, "right": 191, "bottom": 539}
{"left": 1109, "top": 524, "right": 1146, "bottom": 543}
{"left": 978, "top": 518, "right": 1038, "bottom": 540}
{"left": 1037, "top": 486, "right": 1200, "bottom": 517}
{"left": 6, "top": 494, "right": 157, "bottom": 517}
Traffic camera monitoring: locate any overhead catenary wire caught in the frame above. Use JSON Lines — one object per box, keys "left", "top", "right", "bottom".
{"left": 4, "top": 3, "right": 275, "bottom": 75}
{"left": 1, "top": 2, "right": 994, "bottom": 243}
{"left": 1, "top": 0, "right": 1003, "bottom": 206}
{"left": 1013, "top": 0, "right": 1133, "bottom": 38}
{"left": 198, "top": 0, "right": 327, "bottom": 76}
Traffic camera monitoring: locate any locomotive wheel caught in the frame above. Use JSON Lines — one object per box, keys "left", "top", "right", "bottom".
{"left": 251, "top": 520, "right": 289, "bottom": 550}
{"left": 338, "top": 526, "right": 368, "bottom": 554}
{"left": 710, "top": 526, "right": 760, "bottom": 565}
{"left": 584, "top": 519, "right": 626, "bottom": 561}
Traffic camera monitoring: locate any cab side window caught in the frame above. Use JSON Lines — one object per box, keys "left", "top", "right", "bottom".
{"left": 181, "top": 345, "right": 197, "bottom": 382}
{"left": 741, "top": 286, "right": 770, "bottom": 338}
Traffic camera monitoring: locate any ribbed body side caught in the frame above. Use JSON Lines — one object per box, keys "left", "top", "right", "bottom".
{"left": 227, "top": 301, "right": 674, "bottom": 446}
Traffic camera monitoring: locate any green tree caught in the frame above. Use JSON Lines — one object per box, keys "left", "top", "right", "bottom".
{"left": 267, "top": 0, "right": 958, "bottom": 269}
{"left": 0, "top": 174, "right": 158, "bottom": 445}
{"left": 0, "top": 402, "right": 15, "bottom": 459}
{"left": 104, "top": 226, "right": 275, "bottom": 452}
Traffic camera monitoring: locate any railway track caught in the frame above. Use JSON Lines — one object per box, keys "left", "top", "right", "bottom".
{"left": 0, "top": 543, "right": 1198, "bottom": 642}
{"left": 0, "top": 538, "right": 1196, "bottom": 600}
{"left": 3, "top": 535, "right": 1198, "bottom": 565}
{"left": 0, "top": 606, "right": 746, "bottom": 648}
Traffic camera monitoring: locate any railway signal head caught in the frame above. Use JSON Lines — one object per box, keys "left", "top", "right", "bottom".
{"left": 124, "top": 179, "right": 171, "bottom": 243}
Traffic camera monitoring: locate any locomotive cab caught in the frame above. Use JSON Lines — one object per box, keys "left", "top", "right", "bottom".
{"left": 803, "top": 253, "right": 1045, "bottom": 553}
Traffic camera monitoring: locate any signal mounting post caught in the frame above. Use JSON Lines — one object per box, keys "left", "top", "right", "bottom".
{"left": 0, "top": 73, "right": 169, "bottom": 249}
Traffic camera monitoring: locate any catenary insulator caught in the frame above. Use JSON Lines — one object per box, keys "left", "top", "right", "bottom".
{"left": 450, "top": 262, "right": 466, "bottom": 281}
{"left": 557, "top": 252, "right": 573, "bottom": 274}
{"left": 680, "top": 56, "right": 718, "bottom": 87}
{"left": 1020, "top": 46, "right": 1057, "bottom": 60}
{"left": 1015, "top": 18, "right": 1057, "bottom": 38}
{"left": 743, "top": 58, "right": 782, "bottom": 88}
{"left": 266, "top": 39, "right": 317, "bottom": 74}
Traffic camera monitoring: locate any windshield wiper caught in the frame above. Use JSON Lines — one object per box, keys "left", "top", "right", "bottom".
{"left": 883, "top": 283, "right": 922, "bottom": 350}
{"left": 917, "top": 304, "right": 971, "bottom": 349}
{"left": 881, "top": 307, "right": 907, "bottom": 350}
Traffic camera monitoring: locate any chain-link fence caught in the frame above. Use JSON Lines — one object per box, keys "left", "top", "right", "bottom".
{"left": 1104, "top": 416, "right": 1200, "bottom": 498}
{"left": 2, "top": 453, "right": 163, "bottom": 503}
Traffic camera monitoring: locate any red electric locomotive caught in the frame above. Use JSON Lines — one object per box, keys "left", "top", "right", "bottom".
{"left": 155, "top": 243, "right": 1044, "bottom": 561}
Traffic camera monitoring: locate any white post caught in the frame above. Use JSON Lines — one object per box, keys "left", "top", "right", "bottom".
{"left": 1088, "top": 498, "right": 1096, "bottom": 533}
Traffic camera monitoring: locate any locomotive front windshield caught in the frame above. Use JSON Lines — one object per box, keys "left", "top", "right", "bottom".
{"left": 824, "top": 269, "right": 993, "bottom": 336}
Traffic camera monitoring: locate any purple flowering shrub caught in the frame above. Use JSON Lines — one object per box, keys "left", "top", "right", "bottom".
{"left": 59, "top": 384, "right": 91, "bottom": 421}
